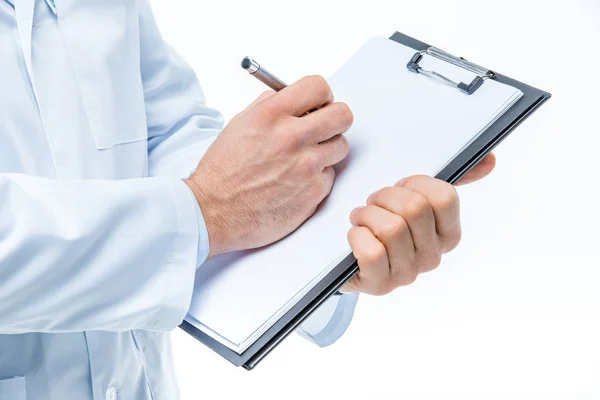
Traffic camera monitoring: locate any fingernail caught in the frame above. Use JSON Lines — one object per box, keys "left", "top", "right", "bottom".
{"left": 396, "top": 178, "right": 406, "bottom": 186}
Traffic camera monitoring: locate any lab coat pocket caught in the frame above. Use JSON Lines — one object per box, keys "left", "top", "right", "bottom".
{"left": 57, "top": 0, "right": 148, "bottom": 149}
{"left": 0, "top": 376, "right": 26, "bottom": 399}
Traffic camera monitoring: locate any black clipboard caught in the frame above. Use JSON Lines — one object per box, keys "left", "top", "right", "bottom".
{"left": 180, "top": 31, "right": 551, "bottom": 370}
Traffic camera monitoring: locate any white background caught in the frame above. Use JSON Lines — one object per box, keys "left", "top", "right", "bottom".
{"left": 149, "top": 0, "right": 600, "bottom": 398}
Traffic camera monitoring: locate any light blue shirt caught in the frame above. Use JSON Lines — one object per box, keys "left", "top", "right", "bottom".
{"left": 0, "top": 0, "right": 358, "bottom": 398}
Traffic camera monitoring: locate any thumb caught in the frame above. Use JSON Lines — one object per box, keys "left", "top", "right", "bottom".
{"left": 455, "top": 153, "right": 496, "bottom": 186}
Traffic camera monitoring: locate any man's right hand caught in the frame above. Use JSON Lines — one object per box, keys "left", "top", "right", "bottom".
{"left": 185, "top": 76, "right": 354, "bottom": 258}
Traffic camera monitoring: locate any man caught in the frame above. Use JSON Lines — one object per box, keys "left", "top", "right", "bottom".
{"left": 0, "top": 0, "right": 496, "bottom": 398}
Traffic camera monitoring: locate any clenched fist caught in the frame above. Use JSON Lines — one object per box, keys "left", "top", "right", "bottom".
{"left": 186, "top": 76, "right": 353, "bottom": 258}
{"left": 343, "top": 154, "right": 496, "bottom": 295}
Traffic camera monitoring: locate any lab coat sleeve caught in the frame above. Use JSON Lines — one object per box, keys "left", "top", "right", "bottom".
{"left": 0, "top": 0, "right": 224, "bottom": 334}
{"left": 0, "top": 174, "right": 200, "bottom": 333}
{"left": 138, "top": 0, "right": 223, "bottom": 265}
{"left": 139, "top": 0, "right": 223, "bottom": 182}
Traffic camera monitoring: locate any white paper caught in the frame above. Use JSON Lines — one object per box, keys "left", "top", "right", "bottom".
{"left": 185, "top": 37, "right": 523, "bottom": 353}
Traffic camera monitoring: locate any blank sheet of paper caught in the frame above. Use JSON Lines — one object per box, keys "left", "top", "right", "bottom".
{"left": 185, "top": 37, "right": 523, "bottom": 353}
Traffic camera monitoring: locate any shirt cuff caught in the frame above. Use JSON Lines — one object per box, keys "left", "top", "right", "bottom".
{"left": 297, "top": 292, "right": 359, "bottom": 347}
{"left": 188, "top": 184, "right": 211, "bottom": 268}
{"left": 150, "top": 179, "right": 202, "bottom": 330}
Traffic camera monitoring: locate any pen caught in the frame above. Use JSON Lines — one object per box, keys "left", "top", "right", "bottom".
{"left": 241, "top": 57, "right": 287, "bottom": 92}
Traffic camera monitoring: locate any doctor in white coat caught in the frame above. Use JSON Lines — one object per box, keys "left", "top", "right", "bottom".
{"left": 0, "top": 0, "right": 496, "bottom": 398}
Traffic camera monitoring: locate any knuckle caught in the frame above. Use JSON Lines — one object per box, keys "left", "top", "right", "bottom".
{"left": 275, "top": 126, "right": 302, "bottom": 152}
{"left": 397, "top": 270, "right": 419, "bottom": 286}
{"left": 255, "top": 102, "right": 281, "bottom": 123}
{"left": 319, "top": 168, "right": 335, "bottom": 196}
{"left": 260, "top": 90, "right": 275, "bottom": 99}
{"left": 325, "top": 165, "right": 336, "bottom": 181}
{"left": 308, "top": 181, "right": 325, "bottom": 200}
{"left": 334, "top": 102, "right": 354, "bottom": 127}
{"left": 431, "top": 251, "right": 443, "bottom": 268}
{"left": 400, "top": 175, "right": 420, "bottom": 187}
{"left": 419, "top": 250, "right": 442, "bottom": 271}
{"left": 391, "top": 267, "right": 418, "bottom": 287}
{"left": 309, "top": 75, "right": 333, "bottom": 102}
{"left": 297, "top": 152, "right": 321, "bottom": 177}
{"left": 380, "top": 215, "right": 407, "bottom": 239}
{"left": 354, "top": 206, "right": 370, "bottom": 223}
{"left": 362, "top": 241, "right": 386, "bottom": 265}
{"left": 347, "top": 227, "right": 357, "bottom": 241}
{"left": 351, "top": 205, "right": 366, "bottom": 222}
{"left": 436, "top": 184, "right": 460, "bottom": 209}
{"left": 366, "top": 189, "right": 379, "bottom": 205}
{"left": 403, "top": 193, "right": 430, "bottom": 219}
{"left": 286, "top": 126, "right": 305, "bottom": 148}
{"left": 367, "top": 187, "right": 387, "bottom": 205}
{"left": 367, "top": 186, "right": 396, "bottom": 205}
{"left": 442, "top": 225, "right": 462, "bottom": 252}
{"left": 347, "top": 226, "right": 360, "bottom": 242}
{"left": 336, "top": 134, "right": 350, "bottom": 156}
{"left": 403, "top": 174, "right": 430, "bottom": 189}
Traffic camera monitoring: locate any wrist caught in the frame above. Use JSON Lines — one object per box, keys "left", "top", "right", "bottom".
{"left": 184, "top": 178, "right": 227, "bottom": 259}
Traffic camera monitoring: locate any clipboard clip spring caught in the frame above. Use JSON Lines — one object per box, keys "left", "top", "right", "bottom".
{"left": 407, "top": 47, "right": 495, "bottom": 95}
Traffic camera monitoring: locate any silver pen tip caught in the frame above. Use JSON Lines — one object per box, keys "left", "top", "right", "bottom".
{"left": 241, "top": 57, "right": 260, "bottom": 73}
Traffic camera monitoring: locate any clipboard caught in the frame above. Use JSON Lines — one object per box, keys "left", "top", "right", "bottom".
{"left": 180, "top": 31, "right": 551, "bottom": 370}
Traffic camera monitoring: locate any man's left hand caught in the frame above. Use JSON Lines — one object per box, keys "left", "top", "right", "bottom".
{"left": 342, "top": 153, "right": 496, "bottom": 295}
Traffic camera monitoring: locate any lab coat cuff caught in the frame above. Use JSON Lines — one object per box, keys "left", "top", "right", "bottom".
{"left": 191, "top": 190, "right": 211, "bottom": 267}
{"left": 150, "top": 178, "right": 200, "bottom": 331}
{"left": 297, "top": 292, "right": 359, "bottom": 347}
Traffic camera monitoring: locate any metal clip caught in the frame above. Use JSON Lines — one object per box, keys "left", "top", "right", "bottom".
{"left": 406, "top": 47, "right": 495, "bottom": 95}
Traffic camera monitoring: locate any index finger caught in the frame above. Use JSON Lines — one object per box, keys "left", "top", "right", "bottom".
{"left": 268, "top": 75, "right": 334, "bottom": 117}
